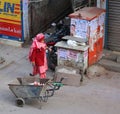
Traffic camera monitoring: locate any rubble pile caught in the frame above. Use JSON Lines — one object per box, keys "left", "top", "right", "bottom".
{"left": 0, "top": 57, "right": 5, "bottom": 64}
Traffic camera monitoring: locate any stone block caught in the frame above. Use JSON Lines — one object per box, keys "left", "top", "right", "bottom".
{"left": 55, "top": 66, "right": 81, "bottom": 87}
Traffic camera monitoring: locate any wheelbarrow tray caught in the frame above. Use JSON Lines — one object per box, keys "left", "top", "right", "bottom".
{"left": 8, "top": 77, "right": 50, "bottom": 99}
{"left": 8, "top": 84, "right": 43, "bottom": 99}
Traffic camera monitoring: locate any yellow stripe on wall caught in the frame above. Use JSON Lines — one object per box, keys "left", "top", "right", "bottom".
{"left": 0, "top": 19, "right": 21, "bottom": 25}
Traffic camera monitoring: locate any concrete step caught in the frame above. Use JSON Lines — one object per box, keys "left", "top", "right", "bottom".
{"left": 0, "top": 38, "right": 23, "bottom": 47}
{"left": 103, "top": 49, "right": 120, "bottom": 62}
{"left": 98, "top": 59, "right": 120, "bottom": 73}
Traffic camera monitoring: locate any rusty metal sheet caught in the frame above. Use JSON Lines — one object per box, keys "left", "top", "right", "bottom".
{"left": 69, "top": 7, "right": 105, "bottom": 21}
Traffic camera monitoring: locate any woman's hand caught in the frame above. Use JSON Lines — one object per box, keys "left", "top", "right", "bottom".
{"left": 47, "top": 46, "right": 53, "bottom": 52}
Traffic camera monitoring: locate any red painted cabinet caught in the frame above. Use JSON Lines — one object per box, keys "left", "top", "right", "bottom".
{"left": 69, "top": 7, "right": 105, "bottom": 66}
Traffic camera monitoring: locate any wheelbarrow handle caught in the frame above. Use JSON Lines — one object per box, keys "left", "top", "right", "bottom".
{"left": 46, "top": 77, "right": 64, "bottom": 97}
{"left": 53, "top": 77, "right": 64, "bottom": 90}
{"left": 59, "top": 77, "right": 64, "bottom": 83}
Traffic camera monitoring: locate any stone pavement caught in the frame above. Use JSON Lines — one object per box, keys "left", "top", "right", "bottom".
{"left": 0, "top": 44, "right": 53, "bottom": 80}
{"left": 0, "top": 44, "right": 29, "bottom": 70}
{"left": 1, "top": 44, "right": 120, "bottom": 114}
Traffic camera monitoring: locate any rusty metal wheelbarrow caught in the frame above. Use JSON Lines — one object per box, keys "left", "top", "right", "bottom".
{"left": 8, "top": 77, "right": 63, "bottom": 108}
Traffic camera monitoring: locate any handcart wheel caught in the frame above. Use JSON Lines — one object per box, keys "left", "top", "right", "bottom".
{"left": 16, "top": 98, "right": 25, "bottom": 107}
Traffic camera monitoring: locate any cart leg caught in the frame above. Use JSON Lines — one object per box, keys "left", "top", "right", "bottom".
{"left": 38, "top": 98, "right": 42, "bottom": 109}
{"left": 80, "top": 69, "right": 84, "bottom": 86}
{"left": 42, "top": 91, "right": 48, "bottom": 102}
{"left": 16, "top": 98, "right": 25, "bottom": 107}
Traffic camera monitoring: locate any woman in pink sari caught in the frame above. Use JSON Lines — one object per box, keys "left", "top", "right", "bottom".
{"left": 29, "top": 33, "right": 48, "bottom": 79}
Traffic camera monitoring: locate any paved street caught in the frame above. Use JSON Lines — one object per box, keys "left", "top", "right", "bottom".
{"left": 0, "top": 44, "right": 120, "bottom": 114}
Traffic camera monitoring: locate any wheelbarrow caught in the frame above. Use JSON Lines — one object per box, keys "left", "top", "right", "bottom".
{"left": 8, "top": 77, "right": 63, "bottom": 108}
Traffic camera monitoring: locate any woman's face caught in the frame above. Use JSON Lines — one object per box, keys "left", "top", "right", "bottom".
{"left": 41, "top": 39, "right": 44, "bottom": 43}
{"left": 36, "top": 33, "right": 45, "bottom": 42}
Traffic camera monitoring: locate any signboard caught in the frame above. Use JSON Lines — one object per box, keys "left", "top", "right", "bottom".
{"left": 0, "top": 0, "right": 23, "bottom": 41}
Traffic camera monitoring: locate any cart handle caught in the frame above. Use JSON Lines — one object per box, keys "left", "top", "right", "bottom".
{"left": 53, "top": 82, "right": 63, "bottom": 87}
{"left": 46, "top": 77, "right": 64, "bottom": 97}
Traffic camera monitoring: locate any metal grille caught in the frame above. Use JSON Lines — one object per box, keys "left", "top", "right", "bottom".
{"left": 107, "top": 0, "right": 120, "bottom": 51}
{"left": 72, "top": 0, "right": 96, "bottom": 11}
{"left": 73, "top": 0, "right": 89, "bottom": 11}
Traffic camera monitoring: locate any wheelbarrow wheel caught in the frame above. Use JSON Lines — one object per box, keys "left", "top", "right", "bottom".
{"left": 16, "top": 98, "right": 25, "bottom": 107}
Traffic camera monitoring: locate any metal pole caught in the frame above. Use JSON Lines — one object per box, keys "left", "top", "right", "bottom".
{"left": 104, "top": 0, "right": 108, "bottom": 49}
{"left": 89, "top": 0, "right": 91, "bottom": 6}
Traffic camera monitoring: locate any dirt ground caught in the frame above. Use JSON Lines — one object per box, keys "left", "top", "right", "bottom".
{"left": 0, "top": 44, "right": 120, "bottom": 114}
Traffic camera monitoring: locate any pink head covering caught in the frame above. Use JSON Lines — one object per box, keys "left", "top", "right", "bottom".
{"left": 29, "top": 33, "right": 46, "bottom": 60}
{"left": 35, "top": 33, "right": 45, "bottom": 42}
